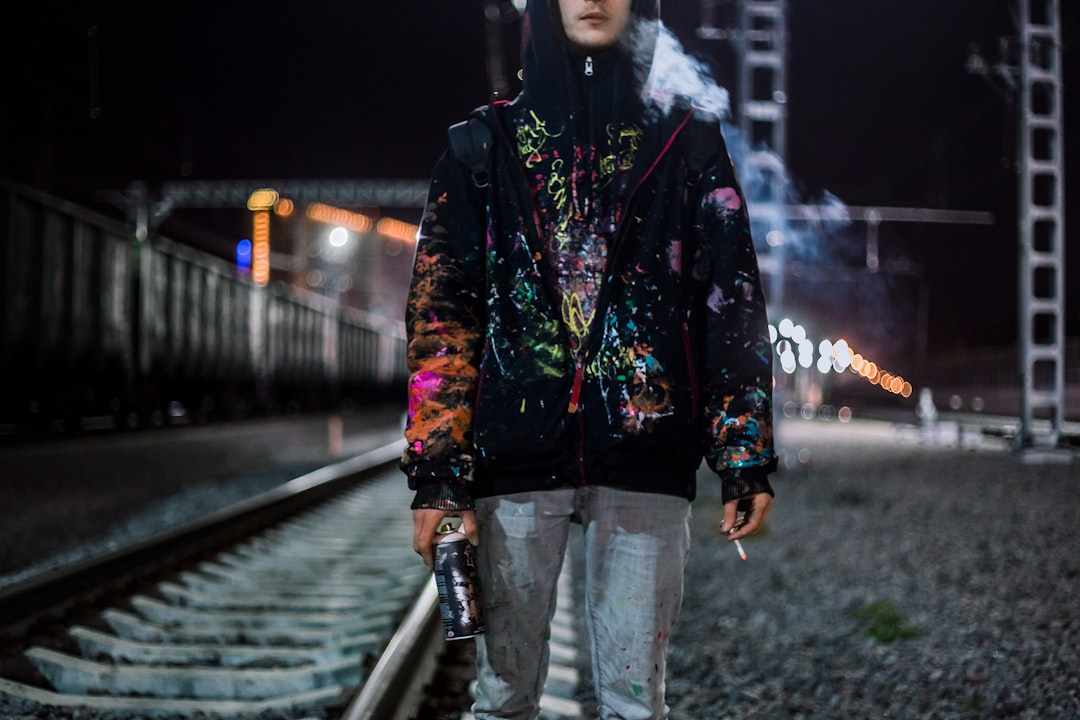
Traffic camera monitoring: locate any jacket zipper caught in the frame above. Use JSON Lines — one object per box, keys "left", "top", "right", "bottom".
{"left": 572, "top": 55, "right": 595, "bottom": 484}
{"left": 571, "top": 52, "right": 594, "bottom": 413}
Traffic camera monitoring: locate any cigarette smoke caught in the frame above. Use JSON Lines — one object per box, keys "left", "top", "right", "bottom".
{"left": 639, "top": 23, "right": 731, "bottom": 120}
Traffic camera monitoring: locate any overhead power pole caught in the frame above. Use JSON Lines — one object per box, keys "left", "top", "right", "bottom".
{"left": 970, "top": 0, "right": 1070, "bottom": 455}
{"left": 1016, "top": 0, "right": 1067, "bottom": 454}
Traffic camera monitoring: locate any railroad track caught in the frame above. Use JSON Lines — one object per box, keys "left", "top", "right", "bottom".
{"left": 0, "top": 441, "right": 586, "bottom": 719}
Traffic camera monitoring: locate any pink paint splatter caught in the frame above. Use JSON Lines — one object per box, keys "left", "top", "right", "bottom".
{"left": 706, "top": 284, "right": 727, "bottom": 313}
{"left": 408, "top": 371, "right": 443, "bottom": 417}
{"left": 668, "top": 240, "right": 682, "bottom": 273}
{"left": 706, "top": 187, "right": 741, "bottom": 213}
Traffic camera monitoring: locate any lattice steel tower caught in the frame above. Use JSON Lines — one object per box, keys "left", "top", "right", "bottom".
{"left": 1017, "top": 0, "right": 1066, "bottom": 451}
{"left": 698, "top": 0, "right": 789, "bottom": 315}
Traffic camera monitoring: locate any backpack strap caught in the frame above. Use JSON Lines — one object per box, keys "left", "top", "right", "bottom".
{"left": 448, "top": 114, "right": 494, "bottom": 188}
{"left": 676, "top": 111, "right": 722, "bottom": 319}
{"left": 677, "top": 111, "right": 721, "bottom": 188}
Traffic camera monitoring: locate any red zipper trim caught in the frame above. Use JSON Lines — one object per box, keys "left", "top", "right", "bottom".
{"left": 590, "top": 107, "right": 696, "bottom": 350}
{"left": 567, "top": 356, "right": 584, "bottom": 413}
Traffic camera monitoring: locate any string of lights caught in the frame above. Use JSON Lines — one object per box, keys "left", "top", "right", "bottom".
{"left": 772, "top": 318, "right": 913, "bottom": 398}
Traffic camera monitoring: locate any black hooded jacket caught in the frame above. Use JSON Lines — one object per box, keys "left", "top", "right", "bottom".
{"left": 402, "top": 0, "right": 776, "bottom": 508}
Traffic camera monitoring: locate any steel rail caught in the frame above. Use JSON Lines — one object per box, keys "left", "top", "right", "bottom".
{"left": 340, "top": 578, "right": 443, "bottom": 720}
{"left": 0, "top": 440, "right": 405, "bottom": 636}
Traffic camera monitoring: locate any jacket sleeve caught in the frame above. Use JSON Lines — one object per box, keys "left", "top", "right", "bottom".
{"left": 694, "top": 130, "right": 778, "bottom": 504}
{"left": 400, "top": 147, "right": 487, "bottom": 511}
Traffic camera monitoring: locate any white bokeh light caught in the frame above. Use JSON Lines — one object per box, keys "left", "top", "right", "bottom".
{"left": 328, "top": 226, "right": 349, "bottom": 248}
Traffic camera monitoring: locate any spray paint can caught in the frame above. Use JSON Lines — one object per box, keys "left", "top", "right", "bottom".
{"left": 433, "top": 522, "right": 486, "bottom": 640}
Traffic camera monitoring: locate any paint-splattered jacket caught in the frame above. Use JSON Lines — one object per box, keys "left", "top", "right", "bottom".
{"left": 402, "top": 2, "right": 776, "bottom": 510}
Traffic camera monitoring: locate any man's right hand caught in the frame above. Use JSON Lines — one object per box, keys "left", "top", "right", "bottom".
{"left": 719, "top": 491, "right": 772, "bottom": 541}
{"left": 412, "top": 508, "right": 479, "bottom": 570}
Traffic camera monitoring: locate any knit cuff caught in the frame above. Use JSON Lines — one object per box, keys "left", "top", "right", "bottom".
{"left": 720, "top": 467, "right": 774, "bottom": 505}
{"left": 409, "top": 479, "right": 475, "bottom": 512}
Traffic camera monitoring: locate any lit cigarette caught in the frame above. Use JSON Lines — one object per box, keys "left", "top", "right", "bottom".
{"left": 734, "top": 538, "right": 747, "bottom": 561}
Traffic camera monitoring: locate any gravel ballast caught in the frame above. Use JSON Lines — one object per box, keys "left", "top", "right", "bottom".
{"left": 648, "top": 418, "right": 1079, "bottom": 720}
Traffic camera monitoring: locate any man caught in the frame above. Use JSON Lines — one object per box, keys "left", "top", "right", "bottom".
{"left": 402, "top": 0, "right": 776, "bottom": 717}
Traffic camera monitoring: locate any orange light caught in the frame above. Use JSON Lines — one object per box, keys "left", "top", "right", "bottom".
{"left": 274, "top": 198, "right": 294, "bottom": 217}
{"left": 247, "top": 188, "right": 279, "bottom": 211}
{"left": 376, "top": 216, "right": 419, "bottom": 244}
{"left": 252, "top": 210, "right": 270, "bottom": 287}
{"left": 306, "top": 203, "right": 374, "bottom": 233}
{"left": 835, "top": 341, "right": 915, "bottom": 398}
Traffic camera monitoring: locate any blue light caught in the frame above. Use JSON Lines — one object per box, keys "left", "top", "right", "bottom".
{"left": 236, "top": 238, "right": 252, "bottom": 273}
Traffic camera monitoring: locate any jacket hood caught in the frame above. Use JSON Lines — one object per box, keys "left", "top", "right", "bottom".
{"left": 518, "top": 0, "right": 661, "bottom": 117}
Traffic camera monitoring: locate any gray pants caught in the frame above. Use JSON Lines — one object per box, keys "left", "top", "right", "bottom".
{"left": 472, "top": 486, "right": 692, "bottom": 720}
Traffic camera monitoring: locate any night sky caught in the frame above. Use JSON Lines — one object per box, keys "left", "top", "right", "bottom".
{"left": 3, "top": 1, "right": 1078, "bottom": 365}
